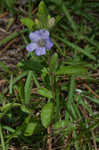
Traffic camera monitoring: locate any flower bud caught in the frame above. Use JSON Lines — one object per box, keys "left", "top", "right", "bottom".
{"left": 48, "top": 17, "right": 55, "bottom": 28}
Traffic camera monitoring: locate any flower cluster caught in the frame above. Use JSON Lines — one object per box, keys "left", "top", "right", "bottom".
{"left": 26, "top": 30, "right": 53, "bottom": 56}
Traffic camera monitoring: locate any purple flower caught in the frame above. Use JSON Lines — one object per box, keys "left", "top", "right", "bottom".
{"left": 26, "top": 29, "right": 53, "bottom": 56}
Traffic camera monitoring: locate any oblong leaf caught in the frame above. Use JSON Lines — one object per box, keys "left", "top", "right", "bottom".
{"left": 50, "top": 53, "right": 58, "bottom": 73}
{"left": 24, "top": 71, "right": 33, "bottom": 105}
{"left": 37, "top": 1, "right": 48, "bottom": 26}
{"left": 41, "top": 103, "right": 54, "bottom": 128}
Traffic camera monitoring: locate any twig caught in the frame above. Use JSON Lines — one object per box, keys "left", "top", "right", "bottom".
{"left": 0, "top": 80, "right": 7, "bottom": 86}
{"left": 0, "top": 29, "right": 28, "bottom": 47}
{"left": 91, "top": 71, "right": 99, "bottom": 77}
{"left": 32, "top": 7, "right": 38, "bottom": 15}
{"left": 0, "top": 38, "right": 18, "bottom": 57}
{"left": 0, "top": 12, "right": 8, "bottom": 18}
{"left": 47, "top": 126, "right": 52, "bottom": 150}
{"left": 83, "top": 83, "right": 99, "bottom": 99}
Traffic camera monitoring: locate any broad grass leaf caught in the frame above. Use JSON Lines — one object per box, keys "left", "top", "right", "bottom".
{"left": 3, "top": 126, "right": 15, "bottom": 133}
{"left": 37, "top": 88, "right": 53, "bottom": 99}
{"left": 41, "top": 103, "right": 54, "bottom": 128}
{"left": 53, "top": 120, "right": 68, "bottom": 129}
{"left": 24, "top": 71, "right": 33, "bottom": 105}
{"left": 0, "top": 61, "right": 10, "bottom": 73}
{"left": 53, "top": 121, "right": 75, "bottom": 134}
{"left": 50, "top": 53, "right": 58, "bottom": 73}
{"left": 21, "top": 105, "right": 32, "bottom": 114}
{"left": 56, "top": 65, "right": 87, "bottom": 75}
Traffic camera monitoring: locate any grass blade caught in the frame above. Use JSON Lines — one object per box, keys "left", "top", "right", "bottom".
{"left": 24, "top": 71, "right": 33, "bottom": 105}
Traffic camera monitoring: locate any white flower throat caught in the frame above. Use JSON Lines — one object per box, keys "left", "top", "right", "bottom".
{"left": 37, "top": 39, "right": 46, "bottom": 47}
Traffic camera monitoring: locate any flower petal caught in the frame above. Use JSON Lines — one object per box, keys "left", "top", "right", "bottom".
{"left": 29, "top": 30, "right": 50, "bottom": 42}
{"left": 26, "top": 43, "right": 38, "bottom": 52}
{"left": 37, "top": 30, "right": 49, "bottom": 39}
{"left": 44, "top": 30, "right": 50, "bottom": 37}
{"left": 45, "top": 38, "right": 53, "bottom": 50}
{"left": 35, "top": 47, "right": 46, "bottom": 56}
{"left": 29, "top": 32, "right": 40, "bottom": 42}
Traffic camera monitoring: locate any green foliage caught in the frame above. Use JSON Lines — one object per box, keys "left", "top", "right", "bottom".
{"left": 18, "top": 60, "right": 43, "bottom": 72}
{"left": 0, "top": 0, "right": 99, "bottom": 149}
{"left": 24, "top": 122, "right": 38, "bottom": 136}
{"left": 20, "top": 105, "right": 32, "bottom": 114}
{"left": 49, "top": 53, "right": 58, "bottom": 73}
{"left": 20, "top": 18, "right": 35, "bottom": 30}
{"left": 0, "top": 125, "right": 6, "bottom": 150}
{"left": 0, "top": 29, "right": 28, "bottom": 47}
{"left": 0, "top": 0, "right": 16, "bottom": 14}
{"left": 37, "top": 1, "right": 48, "bottom": 28}
{"left": 0, "top": 62, "right": 10, "bottom": 73}
{"left": 24, "top": 71, "right": 33, "bottom": 105}
{"left": 41, "top": 102, "right": 54, "bottom": 128}
{"left": 53, "top": 120, "right": 68, "bottom": 129}
{"left": 56, "top": 65, "right": 87, "bottom": 75}
{"left": 6, "top": 0, "right": 16, "bottom": 7}
{"left": 37, "top": 87, "right": 53, "bottom": 99}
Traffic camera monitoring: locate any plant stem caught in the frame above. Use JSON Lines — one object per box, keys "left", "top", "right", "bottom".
{"left": 47, "top": 126, "right": 52, "bottom": 150}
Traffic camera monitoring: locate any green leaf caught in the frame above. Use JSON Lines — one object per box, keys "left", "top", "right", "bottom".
{"left": 21, "top": 105, "right": 32, "bottom": 114}
{"left": 0, "top": 124, "right": 6, "bottom": 150}
{"left": 20, "top": 17, "right": 35, "bottom": 30}
{"left": 53, "top": 120, "right": 68, "bottom": 129}
{"left": 5, "top": 0, "right": 16, "bottom": 8}
{"left": 41, "top": 103, "right": 54, "bottom": 128}
{"left": 0, "top": 103, "right": 21, "bottom": 112}
{"left": 54, "top": 35, "right": 96, "bottom": 60}
{"left": 0, "top": 29, "right": 27, "bottom": 47}
{"left": 38, "top": 1, "right": 48, "bottom": 14}
{"left": 24, "top": 71, "right": 33, "bottom": 105}
{"left": 56, "top": 65, "right": 87, "bottom": 75}
{"left": 53, "top": 121, "right": 75, "bottom": 134}
{"left": 13, "top": 71, "right": 28, "bottom": 85}
{"left": 37, "top": 1, "right": 48, "bottom": 27}
{"left": 86, "top": 96, "right": 99, "bottom": 105}
{"left": 50, "top": 0, "right": 62, "bottom": 5}
{"left": 50, "top": 53, "right": 58, "bottom": 73}
{"left": 3, "top": 126, "right": 15, "bottom": 133}
{"left": 3, "top": 0, "right": 16, "bottom": 15}
{"left": 19, "top": 60, "right": 43, "bottom": 72}
{"left": 0, "top": 61, "right": 10, "bottom": 73}
{"left": 37, "top": 88, "right": 53, "bottom": 99}
{"left": 6, "top": 18, "right": 14, "bottom": 31}
{"left": 24, "top": 122, "right": 38, "bottom": 136}
{"left": 62, "top": 5, "right": 78, "bottom": 32}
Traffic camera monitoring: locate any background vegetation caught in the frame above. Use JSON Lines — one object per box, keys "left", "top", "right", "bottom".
{"left": 0, "top": 0, "right": 99, "bottom": 149}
